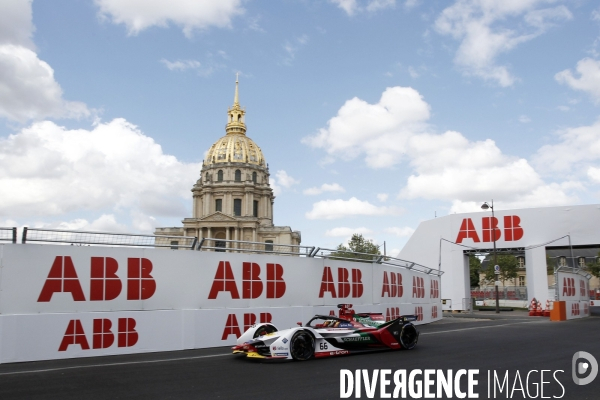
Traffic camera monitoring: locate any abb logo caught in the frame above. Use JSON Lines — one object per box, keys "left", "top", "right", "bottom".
{"left": 430, "top": 280, "right": 440, "bottom": 298}
{"left": 208, "top": 261, "right": 285, "bottom": 299}
{"left": 38, "top": 256, "right": 156, "bottom": 302}
{"left": 571, "top": 303, "right": 580, "bottom": 316}
{"left": 414, "top": 306, "right": 423, "bottom": 321}
{"left": 221, "top": 313, "right": 272, "bottom": 340}
{"left": 59, "top": 318, "right": 138, "bottom": 351}
{"left": 580, "top": 280, "right": 586, "bottom": 297}
{"left": 381, "top": 271, "right": 403, "bottom": 298}
{"left": 563, "top": 278, "right": 576, "bottom": 297}
{"left": 412, "top": 277, "right": 425, "bottom": 298}
{"left": 386, "top": 307, "right": 400, "bottom": 322}
{"left": 456, "top": 216, "right": 523, "bottom": 244}
{"left": 318, "top": 267, "right": 363, "bottom": 298}
{"left": 432, "top": 305, "right": 438, "bottom": 319}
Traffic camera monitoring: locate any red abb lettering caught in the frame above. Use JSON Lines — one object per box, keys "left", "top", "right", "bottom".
{"left": 482, "top": 217, "right": 501, "bottom": 242}
{"left": 381, "top": 271, "right": 403, "bottom": 298}
{"left": 386, "top": 307, "right": 400, "bottom": 322}
{"left": 59, "top": 318, "right": 137, "bottom": 351}
{"left": 415, "top": 306, "right": 423, "bottom": 321}
{"left": 93, "top": 318, "right": 115, "bottom": 349}
{"left": 38, "top": 256, "right": 86, "bottom": 302}
{"left": 209, "top": 261, "right": 240, "bottom": 299}
{"left": 243, "top": 262, "right": 263, "bottom": 299}
{"left": 266, "top": 263, "right": 286, "bottom": 298}
{"left": 504, "top": 216, "right": 523, "bottom": 241}
{"left": 58, "top": 320, "right": 89, "bottom": 351}
{"left": 432, "top": 306, "right": 438, "bottom": 319}
{"left": 456, "top": 216, "right": 524, "bottom": 244}
{"left": 90, "top": 257, "right": 121, "bottom": 301}
{"left": 318, "top": 267, "right": 363, "bottom": 298}
{"left": 430, "top": 280, "right": 439, "bottom": 298}
{"left": 455, "top": 218, "right": 480, "bottom": 244}
{"left": 127, "top": 258, "right": 156, "bottom": 300}
{"left": 412, "top": 276, "right": 425, "bottom": 298}
{"left": 563, "top": 277, "right": 576, "bottom": 297}
{"left": 222, "top": 313, "right": 272, "bottom": 340}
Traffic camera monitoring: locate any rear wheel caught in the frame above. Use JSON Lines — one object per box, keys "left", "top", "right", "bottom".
{"left": 399, "top": 324, "right": 419, "bottom": 350}
{"left": 289, "top": 331, "right": 315, "bottom": 361}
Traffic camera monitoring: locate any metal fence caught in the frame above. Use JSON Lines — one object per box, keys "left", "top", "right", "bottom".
{"left": 470, "top": 286, "right": 528, "bottom": 300}
{"left": 22, "top": 228, "right": 197, "bottom": 249}
{"left": 7, "top": 227, "right": 441, "bottom": 274}
{"left": 0, "top": 227, "right": 16, "bottom": 243}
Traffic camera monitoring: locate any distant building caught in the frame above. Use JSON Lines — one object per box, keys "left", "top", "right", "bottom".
{"left": 155, "top": 78, "right": 301, "bottom": 250}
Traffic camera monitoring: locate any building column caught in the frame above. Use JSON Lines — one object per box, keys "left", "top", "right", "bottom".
{"left": 226, "top": 226, "right": 230, "bottom": 250}
{"left": 525, "top": 246, "right": 550, "bottom": 306}
{"left": 207, "top": 227, "right": 212, "bottom": 251}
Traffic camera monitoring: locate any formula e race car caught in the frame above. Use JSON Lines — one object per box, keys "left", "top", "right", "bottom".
{"left": 231, "top": 304, "right": 419, "bottom": 361}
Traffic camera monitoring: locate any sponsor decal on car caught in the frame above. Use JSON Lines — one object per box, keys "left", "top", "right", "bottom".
{"left": 330, "top": 350, "right": 350, "bottom": 356}
{"left": 342, "top": 336, "right": 371, "bottom": 342}
{"left": 282, "top": 338, "right": 288, "bottom": 344}
{"left": 274, "top": 352, "right": 289, "bottom": 356}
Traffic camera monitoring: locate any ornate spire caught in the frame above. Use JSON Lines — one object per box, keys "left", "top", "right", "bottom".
{"left": 226, "top": 74, "right": 246, "bottom": 135}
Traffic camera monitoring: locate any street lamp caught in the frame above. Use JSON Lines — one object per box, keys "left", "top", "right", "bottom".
{"left": 481, "top": 200, "right": 500, "bottom": 314}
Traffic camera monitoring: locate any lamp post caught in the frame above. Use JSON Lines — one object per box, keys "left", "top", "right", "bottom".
{"left": 481, "top": 200, "right": 500, "bottom": 314}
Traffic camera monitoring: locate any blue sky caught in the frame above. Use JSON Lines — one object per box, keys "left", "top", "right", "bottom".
{"left": 2, "top": 0, "right": 600, "bottom": 255}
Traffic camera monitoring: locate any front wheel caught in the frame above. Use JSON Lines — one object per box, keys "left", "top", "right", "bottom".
{"left": 289, "top": 331, "right": 315, "bottom": 361}
{"left": 399, "top": 323, "right": 419, "bottom": 350}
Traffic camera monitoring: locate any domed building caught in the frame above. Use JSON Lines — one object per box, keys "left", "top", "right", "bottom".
{"left": 155, "top": 79, "right": 301, "bottom": 250}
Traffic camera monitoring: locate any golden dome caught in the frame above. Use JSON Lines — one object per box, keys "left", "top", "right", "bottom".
{"left": 204, "top": 77, "right": 265, "bottom": 166}
{"left": 205, "top": 133, "right": 265, "bottom": 166}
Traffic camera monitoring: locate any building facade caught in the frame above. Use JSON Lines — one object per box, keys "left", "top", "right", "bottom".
{"left": 155, "top": 79, "right": 301, "bottom": 250}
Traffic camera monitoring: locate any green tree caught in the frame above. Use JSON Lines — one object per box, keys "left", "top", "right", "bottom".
{"left": 588, "top": 252, "right": 600, "bottom": 278}
{"left": 469, "top": 255, "right": 482, "bottom": 287}
{"left": 331, "top": 234, "right": 381, "bottom": 262}
{"left": 482, "top": 254, "right": 519, "bottom": 286}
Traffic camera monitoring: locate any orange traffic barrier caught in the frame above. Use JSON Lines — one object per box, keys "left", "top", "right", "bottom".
{"left": 550, "top": 301, "right": 566, "bottom": 321}
{"left": 529, "top": 298, "right": 538, "bottom": 316}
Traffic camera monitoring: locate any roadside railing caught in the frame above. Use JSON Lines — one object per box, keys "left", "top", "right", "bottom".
{"left": 0, "top": 227, "right": 17, "bottom": 243}
{"left": 196, "top": 237, "right": 315, "bottom": 256}
{"left": 6, "top": 227, "right": 440, "bottom": 274}
{"left": 22, "top": 227, "right": 197, "bottom": 249}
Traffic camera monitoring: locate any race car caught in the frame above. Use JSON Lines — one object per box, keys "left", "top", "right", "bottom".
{"left": 231, "top": 304, "right": 419, "bottom": 361}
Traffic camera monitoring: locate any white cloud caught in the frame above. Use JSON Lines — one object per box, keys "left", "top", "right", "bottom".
{"left": 435, "top": 0, "right": 572, "bottom": 86}
{"left": 41, "top": 214, "right": 129, "bottom": 233}
{"left": 282, "top": 35, "right": 309, "bottom": 66}
{"left": 0, "top": 0, "right": 35, "bottom": 49}
{"left": 555, "top": 58, "right": 600, "bottom": 102}
{"left": 303, "top": 183, "right": 345, "bottom": 195}
{"left": 377, "top": 193, "right": 388, "bottom": 202}
{"left": 0, "top": 1, "right": 90, "bottom": 122}
{"left": 384, "top": 226, "right": 414, "bottom": 237}
{"left": 307, "top": 85, "right": 580, "bottom": 210}
{"left": 331, "top": 0, "right": 396, "bottom": 16}
{"left": 518, "top": 115, "right": 531, "bottom": 123}
{"left": 533, "top": 120, "right": 600, "bottom": 175}
{"left": 557, "top": 105, "right": 570, "bottom": 112}
{"left": 306, "top": 197, "right": 402, "bottom": 220}
{"left": 325, "top": 226, "right": 373, "bottom": 237}
{"left": 303, "top": 86, "right": 430, "bottom": 168}
{"left": 95, "top": 0, "right": 244, "bottom": 37}
{"left": 161, "top": 59, "right": 202, "bottom": 71}
{"left": 588, "top": 166, "right": 600, "bottom": 183}
{"left": 275, "top": 170, "right": 299, "bottom": 188}
{"left": 0, "top": 119, "right": 199, "bottom": 220}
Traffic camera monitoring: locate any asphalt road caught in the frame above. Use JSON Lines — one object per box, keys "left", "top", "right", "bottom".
{"left": 0, "top": 313, "right": 598, "bottom": 400}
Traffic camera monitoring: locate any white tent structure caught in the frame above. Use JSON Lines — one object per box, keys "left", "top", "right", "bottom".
{"left": 399, "top": 204, "right": 600, "bottom": 311}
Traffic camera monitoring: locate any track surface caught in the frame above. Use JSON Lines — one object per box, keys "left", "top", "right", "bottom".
{"left": 0, "top": 313, "right": 599, "bottom": 399}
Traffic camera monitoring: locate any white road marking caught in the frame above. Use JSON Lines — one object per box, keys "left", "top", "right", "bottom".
{"left": 420, "top": 320, "right": 545, "bottom": 335}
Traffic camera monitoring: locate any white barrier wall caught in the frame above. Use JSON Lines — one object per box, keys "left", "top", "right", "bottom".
{"left": 0, "top": 244, "right": 441, "bottom": 363}
{"left": 557, "top": 272, "right": 591, "bottom": 320}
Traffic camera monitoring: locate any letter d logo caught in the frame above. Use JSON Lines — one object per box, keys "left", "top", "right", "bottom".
{"left": 572, "top": 351, "right": 598, "bottom": 385}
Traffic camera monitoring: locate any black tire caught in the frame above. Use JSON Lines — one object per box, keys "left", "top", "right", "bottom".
{"left": 399, "top": 323, "right": 419, "bottom": 350}
{"left": 289, "top": 331, "right": 315, "bottom": 361}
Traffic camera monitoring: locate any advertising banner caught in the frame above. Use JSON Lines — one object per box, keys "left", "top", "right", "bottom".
{"left": 557, "top": 272, "right": 590, "bottom": 302}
